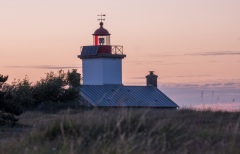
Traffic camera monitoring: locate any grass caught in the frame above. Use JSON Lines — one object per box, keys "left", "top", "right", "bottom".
{"left": 1, "top": 108, "right": 240, "bottom": 154}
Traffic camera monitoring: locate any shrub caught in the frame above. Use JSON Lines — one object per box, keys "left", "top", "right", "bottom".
{"left": 67, "top": 69, "right": 80, "bottom": 88}
{"left": 6, "top": 76, "right": 34, "bottom": 109}
{"left": 32, "top": 70, "right": 67, "bottom": 103}
{"left": 0, "top": 74, "right": 23, "bottom": 124}
{"left": 32, "top": 70, "right": 80, "bottom": 104}
{"left": 0, "top": 69, "right": 81, "bottom": 124}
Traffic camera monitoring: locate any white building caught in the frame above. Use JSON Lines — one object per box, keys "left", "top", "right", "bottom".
{"left": 78, "top": 21, "right": 125, "bottom": 85}
{"left": 78, "top": 16, "right": 178, "bottom": 108}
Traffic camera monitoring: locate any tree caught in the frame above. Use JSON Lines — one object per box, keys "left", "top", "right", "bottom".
{"left": 62, "top": 69, "right": 81, "bottom": 101}
{"left": 32, "top": 70, "right": 67, "bottom": 103}
{"left": 0, "top": 70, "right": 81, "bottom": 125}
{"left": 32, "top": 70, "right": 80, "bottom": 104}
{"left": 7, "top": 76, "right": 34, "bottom": 109}
{"left": 0, "top": 75, "right": 8, "bottom": 83}
{"left": 0, "top": 74, "right": 23, "bottom": 125}
{"left": 67, "top": 69, "right": 81, "bottom": 88}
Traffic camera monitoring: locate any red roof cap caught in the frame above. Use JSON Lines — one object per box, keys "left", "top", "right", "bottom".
{"left": 93, "top": 22, "right": 110, "bottom": 36}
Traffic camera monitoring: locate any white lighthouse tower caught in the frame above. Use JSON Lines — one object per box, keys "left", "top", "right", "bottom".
{"left": 78, "top": 15, "right": 178, "bottom": 108}
{"left": 78, "top": 14, "right": 126, "bottom": 85}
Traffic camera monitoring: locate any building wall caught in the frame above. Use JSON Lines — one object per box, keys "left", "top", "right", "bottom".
{"left": 82, "top": 58, "right": 122, "bottom": 85}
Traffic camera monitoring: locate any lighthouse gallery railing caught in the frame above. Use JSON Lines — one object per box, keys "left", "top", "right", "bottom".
{"left": 80, "top": 45, "right": 123, "bottom": 55}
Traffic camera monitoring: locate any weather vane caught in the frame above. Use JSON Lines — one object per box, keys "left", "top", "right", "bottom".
{"left": 97, "top": 13, "right": 106, "bottom": 22}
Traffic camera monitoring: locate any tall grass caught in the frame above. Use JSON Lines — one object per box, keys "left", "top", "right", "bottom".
{"left": 1, "top": 108, "right": 240, "bottom": 154}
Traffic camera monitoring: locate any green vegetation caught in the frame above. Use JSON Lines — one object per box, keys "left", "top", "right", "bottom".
{"left": 1, "top": 108, "right": 240, "bottom": 154}
{"left": 0, "top": 70, "right": 80, "bottom": 125}
{"left": 0, "top": 74, "right": 23, "bottom": 124}
{"left": 32, "top": 70, "right": 80, "bottom": 104}
{"left": 1, "top": 70, "right": 240, "bottom": 153}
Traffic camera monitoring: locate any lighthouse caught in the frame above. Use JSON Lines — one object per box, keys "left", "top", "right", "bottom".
{"left": 78, "top": 15, "right": 178, "bottom": 109}
{"left": 78, "top": 14, "right": 125, "bottom": 85}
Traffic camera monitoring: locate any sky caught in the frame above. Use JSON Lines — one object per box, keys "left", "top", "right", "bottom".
{"left": 1, "top": 0, "right": 240, "bottom": 110}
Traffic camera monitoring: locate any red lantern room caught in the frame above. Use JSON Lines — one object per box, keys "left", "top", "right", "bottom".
{"left": 93, "top": 22, "right": 110, "bottom": 46}
{"left": 78, "top": 14, "right": 125, "bottom": 59}
{"left": 77, "top": 14, "right": 126, "bottom": 85}
{"left": 92, "top": 14, "right": 111, "bottom": 54}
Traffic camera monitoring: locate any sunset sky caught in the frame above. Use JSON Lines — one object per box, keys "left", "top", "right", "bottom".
{"left": 1, "top": 0, "right": 240, "bottom": 109}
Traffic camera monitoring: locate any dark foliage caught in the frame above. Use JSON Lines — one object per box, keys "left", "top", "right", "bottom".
{"left": 32, "top": 70, "right": 67, "bottom": 103}
{"left": 5, "top": 77, "right": 34, "bottom": 110}
{"left": 0, "top": 74, "right": 23, "bottom": 125}
{"left": 67, "top": 69, "right": 80, "bottom": 88}
{"left": 0, "top": 75, "right": 8, "bottom": 83}
{"left": 32, "top": 70, "right": 80, "bottom": 104}
{"left": 0, "top": 70, "right": 80, "bottom": 125}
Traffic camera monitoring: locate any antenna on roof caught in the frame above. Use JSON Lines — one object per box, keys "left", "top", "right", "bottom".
{"left": 97, "top": 13, "right": 106, "bottom": 22}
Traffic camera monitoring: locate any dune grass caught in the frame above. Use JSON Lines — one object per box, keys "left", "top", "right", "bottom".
{"left": 1, "top": 108, "right": 240, "bottom": 154}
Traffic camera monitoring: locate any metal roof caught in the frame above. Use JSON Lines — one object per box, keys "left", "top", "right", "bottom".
{"left": 80, "top": 84, "right": 178, "bottom": 108}
{"left": 81, "top": 46, "right": 99, "bottom": 56}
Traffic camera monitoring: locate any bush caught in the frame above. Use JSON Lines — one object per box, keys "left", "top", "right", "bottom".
{"left": 6, "top": 76, "right": 34, "bottom": 109}
{"left": 0, "top": 74, "right": 23, "bottom": 124}
{"left": 67, "top": 69, "right": 80, "bottom": 88}
{"left": 32, "top": 70, "right": 67, "bottom": 103}
{"left": 0, "top": 70, "right": 81, "bottom": 124}
{"left": 32, "top": 70, "right": 80, "bottom": 104}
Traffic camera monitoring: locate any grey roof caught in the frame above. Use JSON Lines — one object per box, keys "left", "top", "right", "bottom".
{"left": 80, "top": 84, "right": 178, "bottom": 108}
{"left": 81, "top": 46, "right": 99, "bottom": 56}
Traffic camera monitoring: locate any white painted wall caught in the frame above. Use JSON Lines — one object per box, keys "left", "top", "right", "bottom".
{"left": 82, "top": 58, "right": 122, "bottom": 85}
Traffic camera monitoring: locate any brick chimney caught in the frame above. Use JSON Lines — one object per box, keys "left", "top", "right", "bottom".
{"left": 146, "top": 71, "right": 158, "bottom": 87}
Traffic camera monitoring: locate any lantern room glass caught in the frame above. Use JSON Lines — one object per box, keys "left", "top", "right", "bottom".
{"left": 93, "top": 35, "right": 110, "bottom": 46}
